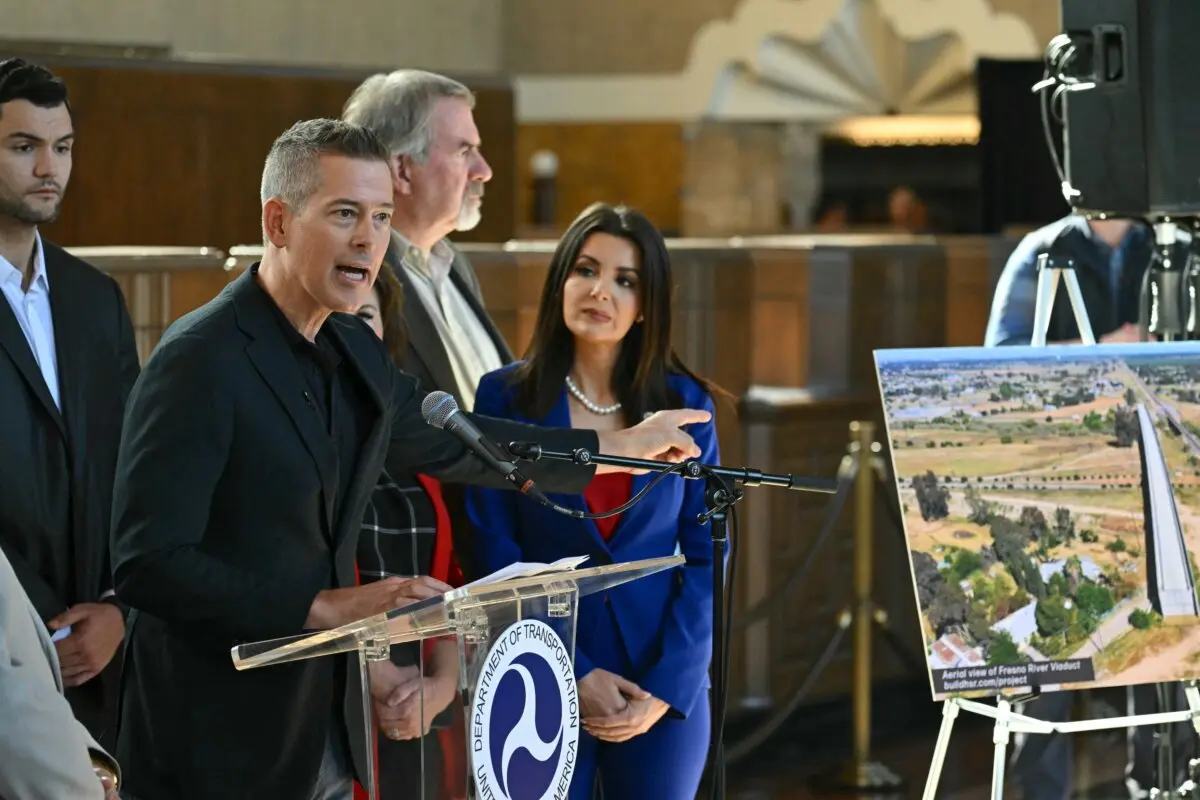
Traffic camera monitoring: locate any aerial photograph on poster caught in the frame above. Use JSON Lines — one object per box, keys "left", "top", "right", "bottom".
{"left": 875, "top": 342, "right": 1200, "bottom": 700}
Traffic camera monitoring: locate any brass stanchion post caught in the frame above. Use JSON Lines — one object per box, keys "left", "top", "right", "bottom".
{"left": 814, "top": 421, "right": 904, "bottom": 793}
{"left": 851, "top": 420, "right": 876, "bottom": 784}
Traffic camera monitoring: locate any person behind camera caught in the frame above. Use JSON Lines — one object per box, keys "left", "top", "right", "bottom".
{"left": 984, "top": 214, "right": 1192, "bottom": 346}
{"left": 465, "top": 202, "right": 724, "bottom": 799}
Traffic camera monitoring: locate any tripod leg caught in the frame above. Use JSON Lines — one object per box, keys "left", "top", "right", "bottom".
{"left": 1031, "top": 256, "right": 1060, "bottom": 347}
{"left": 1185, "top": 682, "right": 1200, "bottom": 737}
{"left": 923, "top": 701, "right": 961, "bottom": 800}
{"left": 992, "top": 699, "right": 1014, "bottom": 800}
{"left": 1061, "top": 270, "right": 1097, "bottom": 345}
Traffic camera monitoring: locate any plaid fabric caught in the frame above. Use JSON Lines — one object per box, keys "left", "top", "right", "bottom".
{"left": 357, "top": 469, "right": 438, "bottom": 581}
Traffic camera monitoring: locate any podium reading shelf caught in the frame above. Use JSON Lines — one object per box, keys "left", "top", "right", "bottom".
{"left": 231, "top": 554, "right": 685, "bottom": 800}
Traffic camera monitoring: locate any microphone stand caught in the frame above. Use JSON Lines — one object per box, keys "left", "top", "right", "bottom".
{"left": 506, "top": 442, "right": 836, "bottom": 800}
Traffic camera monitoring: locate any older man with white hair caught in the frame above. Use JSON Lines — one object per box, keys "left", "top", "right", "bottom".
{"left": 343, "top": 70, "right": 509, "bottom": 415}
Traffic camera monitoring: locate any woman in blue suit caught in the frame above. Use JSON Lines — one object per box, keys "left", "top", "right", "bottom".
{"left": 466, "top": 202, "right": 722, "bottom": 799}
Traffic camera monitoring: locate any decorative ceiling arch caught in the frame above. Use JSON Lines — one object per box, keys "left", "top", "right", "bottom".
{"left": 515, "top": 0, "right": 1040, "bottom": 123}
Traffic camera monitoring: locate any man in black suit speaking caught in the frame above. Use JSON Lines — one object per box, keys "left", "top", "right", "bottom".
{"left": 109, "top": 118, "right": 708, "bottom": 800}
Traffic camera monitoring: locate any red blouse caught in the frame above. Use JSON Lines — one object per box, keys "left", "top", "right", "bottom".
{"left": 584, "top": 472, "right": 634, "bottom": 540}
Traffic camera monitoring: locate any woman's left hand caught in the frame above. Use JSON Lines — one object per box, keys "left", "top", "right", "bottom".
{"left": 582, "top": 696, "right": 670, "bottom": 742}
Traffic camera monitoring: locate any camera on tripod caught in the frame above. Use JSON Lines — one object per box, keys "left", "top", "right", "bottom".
{"left": 1038, "top": 0, "right": 1200, "bottom": 341}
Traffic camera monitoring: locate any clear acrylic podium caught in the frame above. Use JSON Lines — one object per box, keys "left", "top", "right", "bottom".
{"left": 231, "top": 554, "right": 684, "bottom": 799}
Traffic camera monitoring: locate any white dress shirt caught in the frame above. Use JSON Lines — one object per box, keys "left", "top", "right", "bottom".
{"left": 396, "top": 235, "right": 503, "bottom": 410}
{"left": 0, "top": 231, "right": 59, "bottom": 409}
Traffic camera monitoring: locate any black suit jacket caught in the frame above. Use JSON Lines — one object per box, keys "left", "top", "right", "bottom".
{"left": 109, "top": 265, "right": 597, "bottom": 800}
{"left": 386, "top": 231, "right": 515, "bottom": 579}
{"left": 0, "top": 240, "right": 139, "bottom": 742}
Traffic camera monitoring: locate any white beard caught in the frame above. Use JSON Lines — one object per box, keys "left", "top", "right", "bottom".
{"left": 454, "top": 198, "right": 482, "bottom": 231}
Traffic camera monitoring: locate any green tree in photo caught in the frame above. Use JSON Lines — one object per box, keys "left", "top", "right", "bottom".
{"left": 965, "top": 485, "right": 994, "bottom": 525}
{"left": 1036, "top": 594, "right": 1070, "bottom": 637}
{"left": 928, "top": 580, "right": 970, "bottom": 637}
{"left": 1130, "top": 609, "right": 1158, "bottom": 630}
{"left": 950, "top": 549, "right": 984, "bottom": 581}
{"left": 912, "top": 471, "right": 950, "bottom": 521}
{"left": 1115, "top": 406, "right": 1139, "bottom": 447}
{"left": 1054, "top": 507, "right": 1075, "bottom": 544}
{"left": 1019, "top": 506, "right": 1048, "bottom": 542}
{"left": 987, "top": 630, "right": 1024, "bottom": 665}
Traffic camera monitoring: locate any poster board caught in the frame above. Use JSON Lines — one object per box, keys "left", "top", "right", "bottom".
{"left": 875, "top": 342, "right": 1200, "bottom": 700}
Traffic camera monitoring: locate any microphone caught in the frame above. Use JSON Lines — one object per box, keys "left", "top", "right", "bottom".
{"left": 420, "top": 391, "right": 549, "bottom": 504}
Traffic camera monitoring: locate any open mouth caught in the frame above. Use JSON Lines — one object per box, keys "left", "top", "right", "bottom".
{"left": 335, "top": 265, "right": 370, "bottom": 283}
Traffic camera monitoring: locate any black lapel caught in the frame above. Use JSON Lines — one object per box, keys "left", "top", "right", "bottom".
{"left": 231, "top": 268, "right": 340, "bottom": 535}
{"left": 326, "top": 318, "right": 388, "bottom": 545}
{"left": 446, "top": 251, "right": 515, "bottom": 364}
{"left": 387, "top": 231, "right": 462, "bottom": 402}
{"left": 45, "top": 246, "right": 91, "bottom": 452}
{"left": 0, "top": 255, "right": 66, "bottom": 439}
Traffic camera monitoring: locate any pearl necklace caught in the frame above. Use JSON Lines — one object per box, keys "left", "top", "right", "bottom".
{"left": 565, "top": 375, "right": 622, "bottom": 415}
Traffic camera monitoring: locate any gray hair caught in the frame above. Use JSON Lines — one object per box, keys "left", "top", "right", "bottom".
{"left": 342, "top": 70, "right": 474, "bottom": 163}
{"left": 259, "top": 118, "right": 390, "bottom": 211}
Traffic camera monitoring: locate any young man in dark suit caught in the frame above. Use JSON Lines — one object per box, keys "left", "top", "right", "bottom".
{"left": 0, "top": 57, "right": 138, "bottom": 750}
{"left": 109, "top": 117, "right": 708, "bottom": 800}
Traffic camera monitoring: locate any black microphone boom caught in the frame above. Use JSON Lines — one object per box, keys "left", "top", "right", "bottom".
{"left": 505, "top": 441, "right": 838, "bottom": 494}
{"left": 420, "top": 391, "right": 549, "bottom": 503}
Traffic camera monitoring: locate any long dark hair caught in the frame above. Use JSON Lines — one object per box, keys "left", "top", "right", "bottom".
{"left": 511, "top": 202, "right": 718, "bottom": 422}
{"left": 367, "top": 261, "right": 408, "bottom": 366}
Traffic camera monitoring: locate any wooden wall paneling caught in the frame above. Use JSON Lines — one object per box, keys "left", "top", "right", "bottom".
{"left": 746, "top": 247, "right": 812, "bottom": 389}
{"left": 941, "top": 236, "right": 996, "bottom": 346}
{"left": 514, "top": 123, "right": 684, "bottom": 235}
{"left": 664, "top": 247, "right": 755, "bottom": 470}
{"left": 68, "top": 246, "right": 228, "bottom": 362}
{"left": 806, "top": 239, "right": 948, "bottom": 393}
{"left": 512, "top": 252, "right": 554, "bottom": 351}
{"left": 463, "top": 244, "right": 553, "bottom": 356}
{"left": 464, "top": 249, "right": 522, "bottom": 349}
{"left": 169, "top": 267, "right": 239, "bottom": 320}
{"left": 668, "top": 248, "right": 754, "bottom": 390}
{"left": 29, "top": 60, "right": 514, "bottom": 250}
{"left": 732, "top": 394, "right": 869, "bottom": 706}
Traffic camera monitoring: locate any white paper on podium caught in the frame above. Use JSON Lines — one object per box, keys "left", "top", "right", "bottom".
{"left": 459, "top": 555, "right": 589, "bottom": 591}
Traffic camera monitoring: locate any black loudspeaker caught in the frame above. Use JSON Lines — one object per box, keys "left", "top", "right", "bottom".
{"left": 1058, "top": 0, "right": 1200, "bottom": 217}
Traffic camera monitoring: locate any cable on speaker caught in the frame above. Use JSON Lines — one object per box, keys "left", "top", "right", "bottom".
{"left": 1032, "top": 33, "right": 1096, "bottom": 205}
